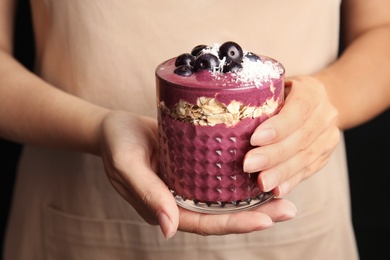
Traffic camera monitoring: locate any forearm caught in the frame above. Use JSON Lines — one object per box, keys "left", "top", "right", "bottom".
{"left": 313, "top": 0, "right": 390, "bottom": 130}
{"left": 0, "top": 50, "right": 110, "bottom": 154}
{"left": 314, "top": 24, "right": 390, "bottom": 130}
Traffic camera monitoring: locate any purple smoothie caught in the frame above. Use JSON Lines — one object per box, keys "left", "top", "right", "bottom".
{"left": 156, "top": 42, "right": 284, "bottom": 211}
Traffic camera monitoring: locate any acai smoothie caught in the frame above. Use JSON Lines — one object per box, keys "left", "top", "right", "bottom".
{"left": 156, "top": 42, "right": 285, "bottom": 213}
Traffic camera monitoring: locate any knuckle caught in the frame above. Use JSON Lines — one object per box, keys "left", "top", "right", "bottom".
{"left": 330, "top": 105, "right": 339, "bottom": 120}
{"left": 193, "top": 216, "right": 209, "bottom": 236}
{"left": 331, "top": 129, "right": 341, "bottom": 147}
{"left": 300, "top": 166, "right": 312, "bottom": 181}
{"left": 139, "top": 189, "right": 155, "bottom": 211}
{"left": 304, "top": 145, "right": 317, "bottom": 163}
{"left": 298, "top": 125, "right": 316, "bottom": 151}
{"left": 303, "top": 151, "right": 332, "bottom": 179}
{"left": 110, "top": 152, "right": 125, "bottom": 170}
{"left": 324, "top": 127, "right": 340, "bottom": 154}
{"left": 140, "top": 188, "right": 155, "bottom": 207}
{"left": 274, "top": 146, "right": 286, "bottom": 165}
{"left": 294, "top": 96, "right": 312, "bottom": 120}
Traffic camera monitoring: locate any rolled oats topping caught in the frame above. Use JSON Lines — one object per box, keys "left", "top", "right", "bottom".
{"left": 159, "top": 97, "right": 279, "bottom": 127}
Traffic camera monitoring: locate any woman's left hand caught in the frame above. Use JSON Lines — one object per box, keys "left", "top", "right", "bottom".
{"left": 243, "top": 76, "right": 340, "bottom": 197}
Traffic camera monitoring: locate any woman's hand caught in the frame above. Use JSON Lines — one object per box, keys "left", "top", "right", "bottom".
{"left": 244, "top": 76, "right": 340, "bottom": 197}
{"left": 98, "top": 111, "right": 297, "bottom": 239}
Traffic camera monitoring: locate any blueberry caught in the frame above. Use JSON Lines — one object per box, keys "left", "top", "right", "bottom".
{"left": 175, "top": 53, "right": 195, "bottom": 67}
{"left": 174, "top": 65, "right": 194, "bottom": 76}
{"left": 244, "top": 52, "right": 261, "bottom": 62}
{"left": 191, "top": 44, "right": 208, "bottom": 56}
{"left": 218, "top": 41, "right": 243, "bottom": 63}
{"left": 223, "top": 61, "right": 243, "bottom": 73}
{"left": 193, "top": 53, "right": 220, "bottom": 72}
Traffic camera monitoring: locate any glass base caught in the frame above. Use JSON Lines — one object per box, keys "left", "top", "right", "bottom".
{"left": 173, "top": 191, "right": 274, "bottom": 214}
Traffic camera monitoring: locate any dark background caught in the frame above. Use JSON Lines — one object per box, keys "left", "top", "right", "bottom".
{"left": 1, "top": 0, "right": 390, "bottom": 259}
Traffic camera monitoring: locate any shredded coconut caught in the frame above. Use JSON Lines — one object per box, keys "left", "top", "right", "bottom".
{"left": 200, "top": 43, "right": 283, "bottom": 87}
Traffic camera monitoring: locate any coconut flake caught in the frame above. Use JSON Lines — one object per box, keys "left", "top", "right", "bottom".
{"left": 199, "top": 43, "right": 283, "bottom": 87}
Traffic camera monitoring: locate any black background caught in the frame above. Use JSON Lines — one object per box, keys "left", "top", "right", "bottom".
{"left": 1, "top": 0, "right": 389, "bottom": 259}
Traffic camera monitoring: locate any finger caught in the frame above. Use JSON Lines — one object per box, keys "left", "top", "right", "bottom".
{"left": 249, "top": 197, "right": 297, "bottom": 222}
{"left": 100, "top": 113, "right": 180, "bottom": 239}
{"left": 257, "top": 125, "right": 340, "bottom": 194}
{"left": 244, "top": 113, "right": 331, "bottom": 174}
{"left": 244, "top": 95, "right": 338, "bottom": 174}
{"left": 250, "top": 77, "right": 323, "bottom": 147}
{"left": 104, "top": 141, "right": 179, "bottom": 239}
{"left": 125, "top": 156, "right": 180, "bottom": 239}
{"left": 273, "top": 151, "right": 333, "bottom": 198}
{"left": 178, "top": 198, "right": 297, "bottom": 235}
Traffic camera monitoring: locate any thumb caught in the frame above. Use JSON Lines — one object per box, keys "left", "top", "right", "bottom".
{"left": 125, "top": 164, "right": 180, "bottom": 239}
{"left": 148, "top": 178, "right": 179, "bottom": 239}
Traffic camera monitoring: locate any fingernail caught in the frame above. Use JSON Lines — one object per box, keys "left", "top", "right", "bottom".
{"left": 275, "top": 182, "right": 290, "bottom": 198}
{"left": 260, "top": 172, "right": 279, "bottom": 192}
{"left": 251, "top": 128, "right": 276, "bottom": 145}
{"left": 243, "top": 155, "right": 268, "bottom": 173}
{"left": 254, "top": 218, "right": 274, "bottom": 231}
{"left": 157, "top": 212, "right": 174, "bottom": 239}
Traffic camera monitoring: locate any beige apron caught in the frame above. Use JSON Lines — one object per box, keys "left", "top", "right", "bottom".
{"left": 4, "top": 0, "right": 359, "bottom": 259}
